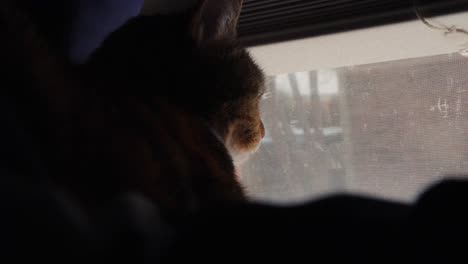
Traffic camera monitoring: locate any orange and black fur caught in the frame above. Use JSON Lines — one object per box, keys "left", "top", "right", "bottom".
{"left": 0, "top": 0, "right": 265, "bottom": 219}
{"left": 88, "top": 0, "right": 266, "bottom": 166}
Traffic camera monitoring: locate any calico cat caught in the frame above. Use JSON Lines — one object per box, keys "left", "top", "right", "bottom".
{"left": 87, "top": 0, "right": 266, "bottom": 168}
{"left": 0, "top": 0, "right": 265, "bottom": 218}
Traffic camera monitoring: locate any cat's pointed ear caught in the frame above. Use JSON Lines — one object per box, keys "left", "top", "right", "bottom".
{"left": 190, "top": 0, "right": 243, "bottom": 43}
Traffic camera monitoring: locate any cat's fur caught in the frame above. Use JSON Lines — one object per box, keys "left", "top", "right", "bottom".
{"left": 88, "top": 0, "right": 266, "bottom": 165}
{"left": 0, "top": 0, "right": 265, "bottom": 218}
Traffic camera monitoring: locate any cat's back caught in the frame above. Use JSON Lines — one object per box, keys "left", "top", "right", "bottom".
{"left": 0, "top": 0, "right": 250, "bottom": 217}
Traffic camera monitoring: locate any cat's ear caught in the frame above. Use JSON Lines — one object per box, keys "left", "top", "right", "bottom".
{"left": 190, "top": 0, "right": 243, "bottom": 43}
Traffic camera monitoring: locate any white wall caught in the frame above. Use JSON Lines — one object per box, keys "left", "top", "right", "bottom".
{"left": 249, "top": 12, "right": 468, "bottom": 75}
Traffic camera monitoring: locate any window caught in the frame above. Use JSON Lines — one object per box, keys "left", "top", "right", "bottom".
{"left": 242, "top": 52, "right": 468, "bottom": 203}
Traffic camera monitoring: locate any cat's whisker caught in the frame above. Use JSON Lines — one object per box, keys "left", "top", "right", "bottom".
{"left": 262, "top": 91, "right": 273, "bottom": 100}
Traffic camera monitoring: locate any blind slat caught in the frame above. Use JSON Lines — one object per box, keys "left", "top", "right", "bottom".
{"left": 238, "top": 0, "right": 468, "bottom": 46}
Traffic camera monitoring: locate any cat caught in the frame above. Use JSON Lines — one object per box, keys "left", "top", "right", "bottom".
{"left": 0, "top": 0, "right": 265, "bottom": 219}
{"left": 87, "top": 0, "right": 266, "bottom": 168}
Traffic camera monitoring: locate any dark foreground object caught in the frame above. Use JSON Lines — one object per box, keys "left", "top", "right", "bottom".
{"left": 1, "top": 163, "right": 467, "bottom": 263}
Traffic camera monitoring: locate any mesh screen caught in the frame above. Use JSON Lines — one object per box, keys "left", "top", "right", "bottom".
{"left": 242, "top": 52, "right": 468, "bottom": 203}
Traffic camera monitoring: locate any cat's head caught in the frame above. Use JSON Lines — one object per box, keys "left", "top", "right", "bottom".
{"left": 90, "top": 0, "right": 266, "bottom": 165}
{"left": 186, "top": 0, "right": 266, "bottom": 165}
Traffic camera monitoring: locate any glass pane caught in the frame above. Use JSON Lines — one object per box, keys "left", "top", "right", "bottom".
{"left": 241, "top": 52, "right": 468, "bottom": 204}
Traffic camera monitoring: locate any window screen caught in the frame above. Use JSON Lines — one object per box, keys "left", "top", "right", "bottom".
{"left": 241, "top": 52, "right": 468, "bottom": 203}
